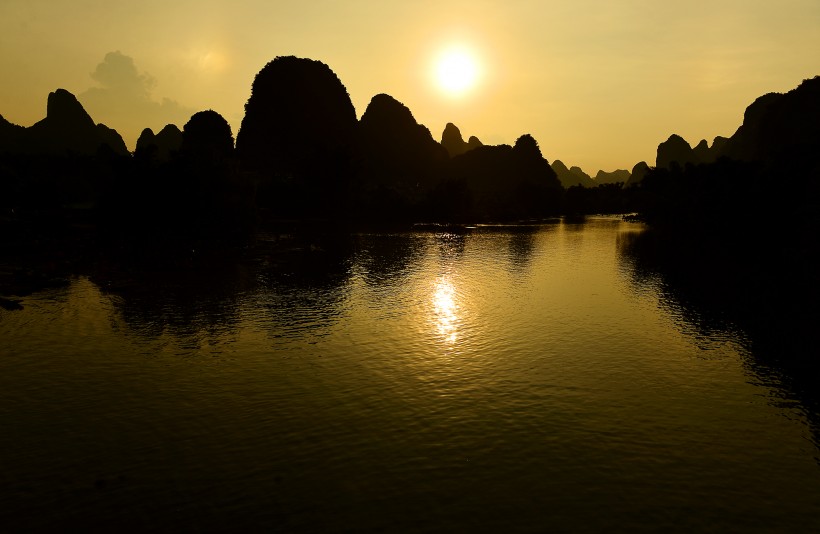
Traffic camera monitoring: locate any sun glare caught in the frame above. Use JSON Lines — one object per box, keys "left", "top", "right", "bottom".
{"left": 434, "top": 46, "right": 480, "bottom": 96}
{"left": 433, "top": 277, "right": 459, "bottom": 344}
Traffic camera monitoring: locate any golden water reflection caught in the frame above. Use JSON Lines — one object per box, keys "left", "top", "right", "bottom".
{"left": 433, "top": 276, "right": 459, "bottom": 344}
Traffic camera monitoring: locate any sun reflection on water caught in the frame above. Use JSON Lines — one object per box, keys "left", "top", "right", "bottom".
{"left": 433, "top": 277, "right": 459, "bottom": 344}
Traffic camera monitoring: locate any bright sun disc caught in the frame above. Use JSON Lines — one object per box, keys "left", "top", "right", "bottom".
{"left": 435, "top": 47, "right": 479, "bottom": 96}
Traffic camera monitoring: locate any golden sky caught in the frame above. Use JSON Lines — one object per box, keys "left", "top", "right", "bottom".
{"left": 1, "top": 0, "right": 818, "bottom": 173}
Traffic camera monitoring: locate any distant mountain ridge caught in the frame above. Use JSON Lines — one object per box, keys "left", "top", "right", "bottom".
{"left": 136, "top": 124, "right": 183, "bottom": 162}
{"left": 595, "top": 169, "right": 630, "bottom": 185}
{"left": 655, "top": 134, "right": 728, "bottom": 169}
{"left": 723, "top": 76, "right": 820, "bottom": 164}
{"left": 2, "top": 57, "right": 818, "bottom": 228}
{"left": 551, "top": 160, "right": 596, "bottom": 188}
{"left": 655, "top": 76, "right": 820, "bottom": 170}
{"left": 441, "top": 123, "right": 482, "bottom": 157}
{"left": 228, "top": 56, "right": 565, "bottom": 221}
{"left": 0, "top": 89, "right": 128, "bottom": 156}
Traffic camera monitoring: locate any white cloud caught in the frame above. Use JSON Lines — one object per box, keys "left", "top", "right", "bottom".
{"left": 80, "top": 51, "right": 194, "bottom": 149}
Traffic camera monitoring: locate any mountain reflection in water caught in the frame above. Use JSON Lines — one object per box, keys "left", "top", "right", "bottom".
{"left": 618, "top": 228, "right": 820, "bottom": 461}
{"left": 1, "top": 217, "right": 819, "bottom": 532}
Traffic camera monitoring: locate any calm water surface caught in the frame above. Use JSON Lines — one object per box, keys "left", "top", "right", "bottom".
{"left": 2, "top": 217, "right": 819, "bottom": 531}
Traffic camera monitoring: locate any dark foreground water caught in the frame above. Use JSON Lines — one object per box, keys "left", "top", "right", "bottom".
{"left": 1, "top": 217, "right": 819, "bottom": 532}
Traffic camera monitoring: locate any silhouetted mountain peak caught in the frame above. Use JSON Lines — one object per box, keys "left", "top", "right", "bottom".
{"left": 182, "top": 110, "right": 234, "bottom": 159}
{"left": 0, "top": 114, "right": 25, "bottom": 152}
{"left": 513, "top": 134, "right": 544, "bottom": 160}
{"left": 445, "top": 133, "right": 561, "bottom": 220}
{"left": 569, "top": 166, "right": 586, "bottom": 178}
{"left": 511, "top": 134, "right": 561, "bottom": 189}
{"left": 156, "top": 124, "right": 183, "bottom": 148}
{"left": 236, "top": 55, "right": 357, "bottom": 177}
{"left": 357, "top": 92, "right": 446, "bottom": 193}
{"left": 443, "top": 122, "right": 461, "bottom": 134}
{"left": 656, "top": 134, "right": 695, "bottom": 169}
{"left": 692, "top": 139, "right": 710, "bottom": 163}
{"left": 633, "top": 161, "right": 650, "bottom": 174}
{"left": 595, "top": 169, "right": 630, "bottom": 185}
{"left": 711, "top": 136, "right": 729, "bottom": 153}
{"left": 18, "top": 88, "right": 127, "bottom": 155}
{"left": 0, "top": 114, "right": 22, "bottom": 134}
{"left": 136, "top": 127, "right": 156, "bottom": 149}
{"left": 721, "top": 76, "right": 820, "bottom": 163}
{"left": 45, "top": 88, "right": 95, "bottom": 131}
{"left": 552, "top": 160, "right": 595, "bottom": 188}
{"left": 136, "top": 124, "right": 183, "bottom": 161}
{"left": 441, "top": 122, "right": 466, "bottom": 157}
{"left": 441, "top": 123, "right": 467, "bottom": 157}
{"left": 361, "top": 94, "right": 418, "bottom": 133}
{"left": 441, "top": 123, "right": 482, "bottom": 158}
{"left": 236, "top": 56, "right": 358, "bottom": 216}
{"left": 624, "top": 161, "right": 650, "bottom": 188}
{"left": 552, "top": 159, "right": 570, "bottom": 174}
{"left": 744, "top": 92, "right": 782, "bottom": 127}
{"left": 95, "top": 123, "right": 128, "bottom": 155}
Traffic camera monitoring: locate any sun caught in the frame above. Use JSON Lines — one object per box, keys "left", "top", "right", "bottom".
{"left": 434, "top": 46, "right": 480, "bottom": 97}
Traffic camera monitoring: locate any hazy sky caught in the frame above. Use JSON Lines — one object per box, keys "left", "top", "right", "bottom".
{"left": 1, "top": 0, "right": 819, "bottom": 173}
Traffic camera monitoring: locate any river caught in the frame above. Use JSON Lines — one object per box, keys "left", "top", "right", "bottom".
{"left": 1, "top": 216, "right": 818, "bottom": 532}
